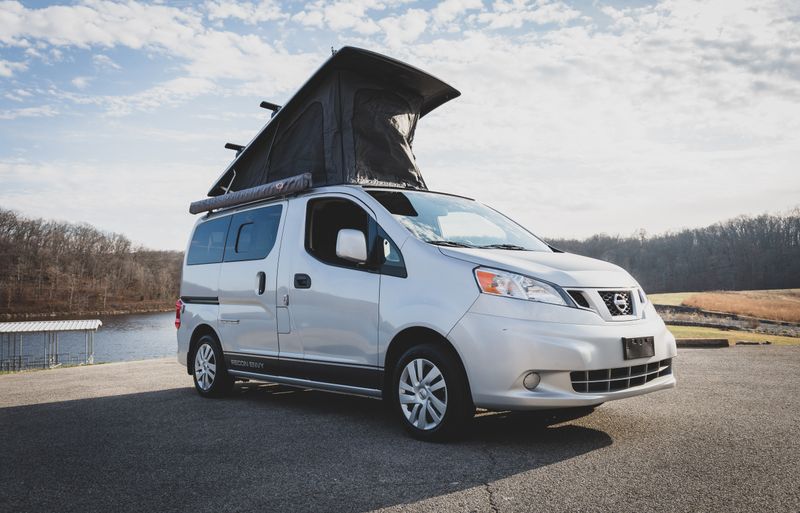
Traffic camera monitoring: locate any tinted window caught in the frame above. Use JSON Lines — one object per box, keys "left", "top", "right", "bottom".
{"left": 377, "top": 227, "right": 406, "bottom": 278}
{"left": 187, "top": 217, "right": 231, "bottom": 265}
{"left": 236, "top": 223, "right": 254, "bottom": 253}
{"left": 306, "top": 198, "right": 370, "bottom": 270}
{"left": 224, "top": 205, "right": 283, "bottom": 262}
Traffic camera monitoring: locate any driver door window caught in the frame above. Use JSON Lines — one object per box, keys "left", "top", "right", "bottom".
{"left": 305, "top": 198, "right": 370, "bottom": 270}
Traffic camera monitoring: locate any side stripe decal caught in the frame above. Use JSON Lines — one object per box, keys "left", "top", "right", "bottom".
{"left": 224, "top": 352, "right": 384, "bottom": 390}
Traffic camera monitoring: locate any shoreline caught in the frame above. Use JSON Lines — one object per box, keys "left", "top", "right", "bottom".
{"left": 0, "top": 306, "right": 173, "bottom": 322}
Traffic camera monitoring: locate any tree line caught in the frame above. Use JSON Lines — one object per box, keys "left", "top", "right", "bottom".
{"left": 1, "top": 206, "right": 798, "bottom": 317}
{"left": 0, "top": 207, "right": 183, "bottom": 318}
{"left": 547, "top": 209, "right": 800, "bottom": 293}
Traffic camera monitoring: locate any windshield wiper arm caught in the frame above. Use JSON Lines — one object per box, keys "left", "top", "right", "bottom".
{"left": 478, "top": 244, "right": 529, "bottom": 250}
{"left": 428, "top": 240, "right": 476, "bottom": 248}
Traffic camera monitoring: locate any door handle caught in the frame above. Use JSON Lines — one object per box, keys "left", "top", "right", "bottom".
{"left": 294, "top": 273, "right": 311, "bottom": 289}
{"left": 256, "top": 272, "right": 266, "bottom": 295}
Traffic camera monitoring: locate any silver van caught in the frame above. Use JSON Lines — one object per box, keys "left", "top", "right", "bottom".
{"left": 176, "top": 185, "right": 677, "bottom": 440}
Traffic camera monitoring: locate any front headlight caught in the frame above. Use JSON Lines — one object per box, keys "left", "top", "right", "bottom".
{"left": 474, "top": 267, "right": 567, "bottom": 306}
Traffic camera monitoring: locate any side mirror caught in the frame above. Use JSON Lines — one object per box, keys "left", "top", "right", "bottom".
{"left": 336, "top": 229, "right": 368, "bottom": 263}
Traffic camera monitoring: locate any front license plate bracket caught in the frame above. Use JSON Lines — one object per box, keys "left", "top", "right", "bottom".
{"left": 622, "top": 336, "right": 655, "bottom": 360}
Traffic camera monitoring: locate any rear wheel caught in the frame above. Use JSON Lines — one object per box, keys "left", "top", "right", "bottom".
{"left": 192, "top": 335, "right": 233, "bottom": 397}
{"left": 392, "top": 343, "right": 473, "bottom": 441}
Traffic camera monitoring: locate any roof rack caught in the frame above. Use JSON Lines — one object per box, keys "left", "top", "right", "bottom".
{"left": 259, "top": 101, "right": 282, "bottom": 118}
{"left": 224, "top": 142, "right": 245, "bottom": 156}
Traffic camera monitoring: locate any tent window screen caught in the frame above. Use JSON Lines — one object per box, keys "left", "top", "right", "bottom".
{"left": 268, "top": 102, "right": 325, "bottom": 184}
{"left": 353, "top": 89, "right": 419, "bottom": 183}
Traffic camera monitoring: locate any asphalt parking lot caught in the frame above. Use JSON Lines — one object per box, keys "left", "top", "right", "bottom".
{"left": 1, "top": 346, "right": 798, "bottom": 513}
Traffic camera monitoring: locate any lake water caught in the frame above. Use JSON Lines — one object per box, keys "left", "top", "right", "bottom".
{"left": 11, "top": 312, "right": 177, "bottom": 365}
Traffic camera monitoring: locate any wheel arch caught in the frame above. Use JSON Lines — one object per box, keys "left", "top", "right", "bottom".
{"left": 187, "top": 324, "right": 221, "bottom": 375}
{"left": 382, "top": 326, "right": 473, "bottom": 405}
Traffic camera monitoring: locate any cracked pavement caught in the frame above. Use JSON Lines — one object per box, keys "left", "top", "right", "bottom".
{"left": 1, "top": 346, "right": 799, "bottom": 512}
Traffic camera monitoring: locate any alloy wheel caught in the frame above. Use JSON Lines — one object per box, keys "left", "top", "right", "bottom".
{"left": 194, "top": 343, "right": 217, "bottom": 391}
{"left": 398, "top": 358, "right": 448, "bottom": 430}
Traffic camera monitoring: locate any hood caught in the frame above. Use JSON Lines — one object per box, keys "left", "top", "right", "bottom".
{"left": 438, "top": 248, "right": 638, "bottom": 288}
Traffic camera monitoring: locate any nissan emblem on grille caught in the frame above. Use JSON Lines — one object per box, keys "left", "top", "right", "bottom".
{"left": 613, "top": 293, "right": 629, "bottom": 314}
{"left": 600, "top": 291, "right": 632, "bottom": 316}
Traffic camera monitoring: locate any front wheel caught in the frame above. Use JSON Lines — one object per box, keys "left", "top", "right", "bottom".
{"left": 392, "top": 343, "right": 473, "bottom": 441}
{"left": 192, "top": 335, "right": 233, "bottom": 397}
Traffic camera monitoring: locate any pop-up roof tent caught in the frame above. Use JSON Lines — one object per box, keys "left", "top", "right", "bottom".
{"left": 203, "top": 47, "right": 460, "bottom": 206}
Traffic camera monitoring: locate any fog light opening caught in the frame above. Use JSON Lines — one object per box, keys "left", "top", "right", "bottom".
{"left": 523, "top": 372, "right": 541, "bottom": 391}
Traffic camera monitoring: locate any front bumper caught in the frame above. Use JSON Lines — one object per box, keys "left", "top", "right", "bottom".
{"left": 447, "top": 299, "right": 677, "bottom": 411}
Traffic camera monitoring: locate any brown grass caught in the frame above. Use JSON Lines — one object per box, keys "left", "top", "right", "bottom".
{"left": 667, "top": 325, "right": 800, "bottom": 346}
{"left": 681, "top": 289, "right": 800, "bottom": 323}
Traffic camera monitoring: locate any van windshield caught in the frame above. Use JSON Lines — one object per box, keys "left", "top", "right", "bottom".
{"left": 367, "top": 190, "right": 551, "bottom": 252}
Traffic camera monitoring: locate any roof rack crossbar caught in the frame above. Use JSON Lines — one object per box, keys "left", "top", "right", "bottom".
{"left": 224, "top": 143, "right": 245, "bottom": 156}
{"left": 259, "top": 101, "right": 282, "bottom": 118}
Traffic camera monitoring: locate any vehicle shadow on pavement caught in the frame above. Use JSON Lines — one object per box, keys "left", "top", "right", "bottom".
{"left": 0, "top": 383, "right": 612, "bottom": 513}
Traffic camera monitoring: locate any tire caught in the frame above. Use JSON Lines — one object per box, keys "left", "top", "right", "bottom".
{"left": 391, "top": 343, "right": 473, "bottom": 442}
{"left": 191, "top": 334, "right": 234, "bottom": 398}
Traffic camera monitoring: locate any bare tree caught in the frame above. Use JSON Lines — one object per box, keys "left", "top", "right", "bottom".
{"left": 0, "top": 207, "right": 183, "bottom": 316}
{"left": 548, "top": 210, "right": 800, "bottom": 293}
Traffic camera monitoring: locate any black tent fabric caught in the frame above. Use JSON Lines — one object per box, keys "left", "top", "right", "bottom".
{"left": 207, "top": 47, "right": 460, "bottom": 197}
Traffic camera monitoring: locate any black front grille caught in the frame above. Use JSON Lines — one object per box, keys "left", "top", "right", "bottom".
{"left": 568, "top": 290, "right": 590, "bottom": 308}
{"left": 570, "top": 358, "right": 673, "bottom": 393}
{"left": 600, "top": 290, "right": 633, "bottom": 316}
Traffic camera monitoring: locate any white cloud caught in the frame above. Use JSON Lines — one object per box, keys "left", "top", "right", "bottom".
{"left": 103, "top": 77, "right": 218, "bottom": 116}
{"left": 399, "top": 0, "right": 800, "bottom": 237}
{"left": 293, "top": 0, "right": 388, "bottom": 34}
{"left": 0, "top": 0, "right": 204, "bottom": 49}
{"left": 92, "top": 53, "right": 121, "bottom": 70}
{"left": 0, "top": 158, "right": 208, "bottom": 250}
{"left": 379, "top": 8, "right": 429, "bottom": 47}
{"left": 4, "top": 88, "right": 33, "bottom": 101}
{"left": 478, "top": 0, "right": 580, "bottom": 29}
{"left": 0, "top": 1, "right": 319, "bottom": 114}
{"left": 431, "top": 0, "right": 483, "bottom": 25}
{"left": 0, "top": 105, "right": 58, "bottom": 120}
{"left": 71, "top": 76, "right": 92, "bottom": 89}
{"left": 291, "top": 8, "right": 324, "bottom": 28}
{"left": 204, "top": 0, "right": 286, "bottom": 24}
{"left": 1, "top": 0, "right": 799, "bottom": 247}
{"left": 0, "top": 58, "right": 27, "bottom": 77}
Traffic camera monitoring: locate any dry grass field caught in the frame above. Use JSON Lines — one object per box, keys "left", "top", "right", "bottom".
{"left": 649, "top": 289, "right": 800, "bottom": 323}
{"left": 667, "top": 325, "right": 800, "bottom": 346}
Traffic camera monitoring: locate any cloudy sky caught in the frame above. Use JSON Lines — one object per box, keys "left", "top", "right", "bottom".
{"left": 1, "top": 0, "right": 798, "bottom": 250}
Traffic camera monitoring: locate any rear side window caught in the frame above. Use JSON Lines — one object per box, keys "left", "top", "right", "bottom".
{"left": 187, "top": 217, "right": 231, "bottom": 265}
{"left": 224, "top": 205, "right": 283, "bottom": 262}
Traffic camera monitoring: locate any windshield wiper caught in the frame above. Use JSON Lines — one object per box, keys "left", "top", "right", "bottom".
{"left": 428, "top": 240, "right": 476, "bottom": 248}
{"left": 478, "top": 244, "right": 530, "bottom": 250}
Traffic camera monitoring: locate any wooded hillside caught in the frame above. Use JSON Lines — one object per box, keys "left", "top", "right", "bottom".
{"left": 0, "top": 207, "right": 183, "bottom": 318}
{"left": 548, "top": 210, "right": 800, "bottom": 293}
{"left": 1, "top": 207, "right": 798, "bottom": 318}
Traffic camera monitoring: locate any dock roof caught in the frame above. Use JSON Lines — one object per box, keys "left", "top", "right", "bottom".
{"left": 0, "top": 320, "right": 103, "bottom": 333}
